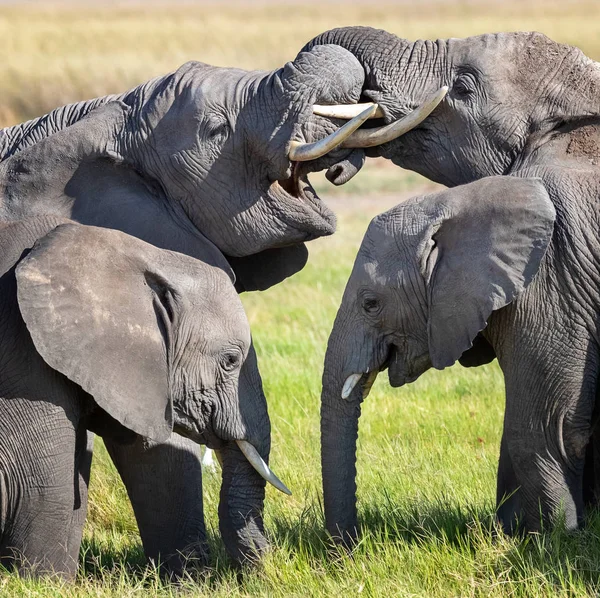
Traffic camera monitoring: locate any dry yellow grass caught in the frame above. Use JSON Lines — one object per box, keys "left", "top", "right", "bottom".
{"left": 1, "top": 1, "right": 600, "bottom": 126}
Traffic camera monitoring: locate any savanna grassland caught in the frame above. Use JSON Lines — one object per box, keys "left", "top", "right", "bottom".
{"left": 2, "top": 1, "right": 600, "bottom": 596}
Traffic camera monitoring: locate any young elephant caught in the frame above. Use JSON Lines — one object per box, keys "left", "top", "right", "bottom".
{"left": 320, "top": 176, "right": 575, "bottom": 542}
{"left": 0, "top": 217, "right": 289, "bottom": 578}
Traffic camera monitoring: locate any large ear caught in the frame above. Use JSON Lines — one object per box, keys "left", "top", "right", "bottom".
{"left": 424, "top": 176, "right": 555, "bottom": 369}
{"left": 226, "top": 244, "right": 308, "bottom": 292}
{"left": 16, "top": 223, "right": 173, "bottom": 442}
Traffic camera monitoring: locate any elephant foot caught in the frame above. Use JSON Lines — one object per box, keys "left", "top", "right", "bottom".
{"left": 153, "top": 543, "right": 210, "bottom": 579}
{"left": 496, "top": 491, "right": 524, "bottom": 536}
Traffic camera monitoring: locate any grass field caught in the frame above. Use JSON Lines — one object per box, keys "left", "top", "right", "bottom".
{"left": 2, "top": 1, "right": 600, "bottom": 596}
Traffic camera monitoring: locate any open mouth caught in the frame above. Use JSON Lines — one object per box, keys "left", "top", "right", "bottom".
{"left": 272, "top": 160, "right": 336, "bottom": 236}
{"left": 277, "top": 161, "right": 303, "bottom": 197}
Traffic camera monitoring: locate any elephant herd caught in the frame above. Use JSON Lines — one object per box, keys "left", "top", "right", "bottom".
{"left": 1, "top": 25, "right": 600, "bottom": 579}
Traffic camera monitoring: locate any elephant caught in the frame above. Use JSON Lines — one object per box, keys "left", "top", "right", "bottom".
{"left": 302, "top": 27, "right": 600, "bottom": 189}
{"left": 318, "top": 171, "right": 600, "bottom": 543}
{"left": 301, "top": 26, "right": 600, "bottom": 541}
{"left": 0, "top": 215, "right": 290, "bottom": 577}
{"left": 0, "top": 43, "right": 437, "bottom": 569}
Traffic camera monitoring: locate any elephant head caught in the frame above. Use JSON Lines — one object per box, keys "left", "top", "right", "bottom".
{"left": 303, "top": 28, "right": 600, "bottom": 187}
{"left": 1, "top": 44, "right": 444, "bottom": 290}
{"left": 14, "top": 222, "right": 288, "bottom": 562}
{"left": 320, "top": 176, "right": 555, "bottom": 541}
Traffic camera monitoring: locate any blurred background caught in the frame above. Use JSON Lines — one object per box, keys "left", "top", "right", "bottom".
{"left": 3, "top": 0, "right": 600, "bottom": 127}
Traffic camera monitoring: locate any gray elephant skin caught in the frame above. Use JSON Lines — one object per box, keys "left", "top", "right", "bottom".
{"left": 0, "top": 44, "right": 389, "bottom": 569}
{"left": 0, "top": 215, "right": 276, "bottom": 577}
{"left": 303, "top": 28, "right": 600, "bottom": 540}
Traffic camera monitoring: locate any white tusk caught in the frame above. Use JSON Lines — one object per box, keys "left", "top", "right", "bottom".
{"left": 341, "top": 373, "right": 363, "bottom": 400}
{"left": 312, "top": 102, "right": 385, "bottom": 120}
{"left": 236, "top": 440, "right": 292, "bottom": 496}
{"left": 341, "top": 86, "right": 448, "bottom": 148}
{"left": 288, "top": 104, "right": 377, "bottom": 162}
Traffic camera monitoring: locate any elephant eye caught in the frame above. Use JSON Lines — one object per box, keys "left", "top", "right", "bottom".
{"left": 362, "top": 295, "right": 381, "bottom": 315}
{"left": 221, "top": 349, "right": 241, "bottom": 372}
{"left": 205, "top": 117, "right": 230, "bottom": 141}
{"left": 452, "top": 71, "right": 478, "bottom": 100}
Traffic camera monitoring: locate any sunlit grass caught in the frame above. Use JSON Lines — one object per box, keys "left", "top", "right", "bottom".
{"left": 3, "top": 1, "right": 600, "bottom": 595}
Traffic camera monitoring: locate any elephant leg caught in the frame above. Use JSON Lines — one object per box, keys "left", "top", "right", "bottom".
{"left": 496, "top": 433, "right": 522, "bottom": 534}
{"left": 497, "top": 338, "right": 597, "bottom": 533}
{"left": 582, "top": 391, "right": 600, "bottom": 511}
{"left": 103, "top": 432, "right": 208, "bottom": 574}
{"left": 0, "top": 400, "right": 82, "bottom": 578}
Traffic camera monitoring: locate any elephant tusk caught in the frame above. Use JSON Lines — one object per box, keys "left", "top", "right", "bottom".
{"left": 341, "top": 86, "right": 448, "bottom": 148}
{"left": 341, "top": 373, "right": 363, "bottom": 400}
{"left": 312, "top": 102, "right": 385, "bottom": 120}
{"left": 288, "top": 104, "right": 377, "bottom": 162}
{"left": 236, "top": 439, "right": 292, "bottom": 496}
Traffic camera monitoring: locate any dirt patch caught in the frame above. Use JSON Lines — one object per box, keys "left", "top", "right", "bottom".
{"left": 566, "top": 125, "right": 600, "bottom": 164}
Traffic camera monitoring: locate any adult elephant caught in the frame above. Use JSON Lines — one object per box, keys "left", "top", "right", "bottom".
{"left": 302, "top": 28, "right": 600, "bottom": 540}
{"left": 0, "top": 45, "right": 436, "bottom": 570}
{"left": 302, "top": 27, "right": 600, "bottom": 188}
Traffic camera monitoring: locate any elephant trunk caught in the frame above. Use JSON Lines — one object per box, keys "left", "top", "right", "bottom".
{"left": 321, "top": 377, "right": 362, "bottom": 543}
{"left": 320, "top": 317, "right": 371, "bottom": 543}
{"left": 218, "top": 441, "right": 268, "bottom": 564}
{"left": 217, "top": 343, "right": 272, "bottom": 564}
{"left": 300, "top": 27, "right": 421, "bottom": 119}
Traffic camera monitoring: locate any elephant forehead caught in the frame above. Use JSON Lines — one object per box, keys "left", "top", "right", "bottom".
{"left": 185, "top": 66, "right": 266, "bottom": 109}
{"left": 447, "top": 32, "right": 569, "bottom": 88}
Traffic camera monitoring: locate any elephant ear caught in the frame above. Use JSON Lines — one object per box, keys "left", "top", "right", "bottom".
{"left": 16, "top": 223, "right": 174, "bottom": 442}
{"left": 424, "top": 176, "right": 555, "bottom": 369}
{"left": 226, "top": 244, "right": 308, "bottom": 292}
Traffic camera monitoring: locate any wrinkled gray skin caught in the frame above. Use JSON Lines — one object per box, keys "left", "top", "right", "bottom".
{"left": 0, "top": 45, "right": 366, "bottom": 570}
{"left": 0, "top": 44, "right": 366, "bottom": 266}
{"left": 322, "top": 169, "right": 600, "bottom": 542}
{"left": 304, "top": 28, "right": 600, "bottom": 541}
{"left": 0, "top": 216, "right": 270, "bottom": 577}
{"left": 303, "top": 28, "right": 600, "bottom": 187}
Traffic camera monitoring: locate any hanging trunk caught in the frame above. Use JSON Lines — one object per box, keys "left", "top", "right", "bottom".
{"left": 218, "top": 442, "right": 268, "bottom": 563}
{"left": 320, "top": 320, "right": 372, "bottom": 543}
{"left": 321, "top": 376, "right": 362, "bottom": 542}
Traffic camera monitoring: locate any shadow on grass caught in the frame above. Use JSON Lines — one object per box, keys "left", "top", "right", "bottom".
{"left": 268, "top": 494, "right": 600, "bottom": 594}
{"left": 78, "top": 527, "right": 246, "bottom": 591}
{"left": 75, "top": 498, "right": 600, "bottom": 594}
{"left": 269, "top": 493, "right": 494, "bottom": 559}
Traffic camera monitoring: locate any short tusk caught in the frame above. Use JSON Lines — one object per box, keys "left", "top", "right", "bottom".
{"left": 288, "top": 104, "right": 377, "bottom": 162}
{"left": 341, "top": 86, "right": 448, "bottom": 148}
{"left": 235, "top": 440, "right": 292, "bottom": 496}
{"left": 341, "top": 373, "right": 363, "bottom": 400}
{"left": 312, "top": 102, "right": 385, "bottom": 120}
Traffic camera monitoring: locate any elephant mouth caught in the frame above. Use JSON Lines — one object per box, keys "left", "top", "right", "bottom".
{"left": 272, "top": 161, "right": 336, "bottom": 238}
